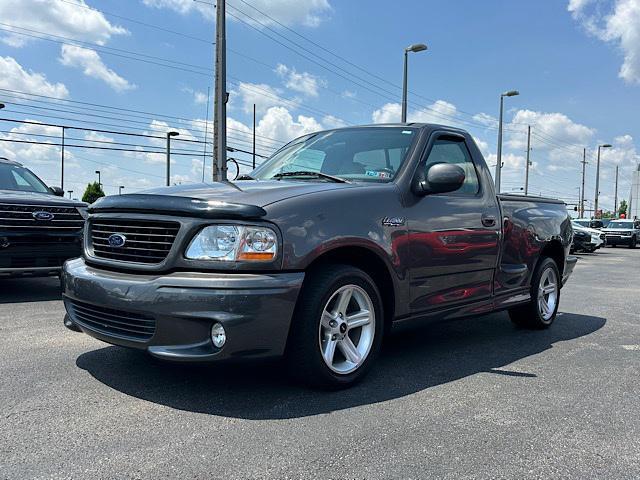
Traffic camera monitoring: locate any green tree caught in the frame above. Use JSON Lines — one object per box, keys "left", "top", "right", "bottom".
{"left": 618, "top": 199, "right": 628, "bottom": 217}
{"left": 82, "top": 181, "right": 105, "bottom": 204}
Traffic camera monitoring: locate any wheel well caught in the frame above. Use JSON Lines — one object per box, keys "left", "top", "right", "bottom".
{"left": 540, "top": 240, "right": 565, "bottom": 275}
{"left": 305, "top": 247, "right": 395, "bottom": 331}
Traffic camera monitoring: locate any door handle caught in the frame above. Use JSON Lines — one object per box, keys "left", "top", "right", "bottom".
{"left": 481, "top": 215, "right": 496, "bottom": 227}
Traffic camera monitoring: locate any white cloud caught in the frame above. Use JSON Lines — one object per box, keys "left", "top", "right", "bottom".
{"left": 143, "top": 0, "right": 331, "bottom": 27}
{"left": 569, "top": 0, "right": 640, "bottom": 84}
{"left": 59, "top": 45, "right": 135, "bottom": 92}
{"left": 182, "top": 87, "right": 209, "bottom": 105}
{"left": 507, "top": 110, "right": 595, "bottom": 151}
{"left": 372, "top": 100, "right": 458, "bottom": 125}
{"left": 275, "top": 64, "right": 325, "bottom": 97}
{"left": 0, "top": 120, "right": 64, "bottom": 167}
{"left": 235, "top": 81, "right": 297, "bottom": 115}
{"left": 0, "top": 0, "right": 127, "bottom": 48}
{"left": 322, "top": 115, "right": 347, "bottom": 129}
{"left": 341, "top": 90, "right": 356, "bottom": 99}
{"left": 255, "top": 106, "right": 322, "bottom": 143}
{"left": 0, "top": 56, "right": 68, "bottom": 98}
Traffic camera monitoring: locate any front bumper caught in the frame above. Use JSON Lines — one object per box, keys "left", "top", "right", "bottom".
{"left": 605, "top": 234, "right": 633, "bottom": 245}
{"left": 62, "top": 258, "right": 305, "bottom": 362}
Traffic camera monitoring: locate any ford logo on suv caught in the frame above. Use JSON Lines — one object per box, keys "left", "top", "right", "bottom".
{"left": 108, "top": 234, "right": 127, "bottom": 248}
{"left": 32, "top": 211, "right": 55, "bottom": 221}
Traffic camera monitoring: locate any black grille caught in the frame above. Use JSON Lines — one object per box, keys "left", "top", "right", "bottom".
{"left": 0, "top": 203, "right": 84, "bottom": 231}
{"left": 89, "top": 219, "right": 180, "bottom": 264}
{"left": 67, "top": 298, "right": 156, "bottom": 341}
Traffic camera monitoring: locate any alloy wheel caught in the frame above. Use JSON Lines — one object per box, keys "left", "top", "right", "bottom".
{"left": 318, "top": 284, "right": 375, "bottom": 374}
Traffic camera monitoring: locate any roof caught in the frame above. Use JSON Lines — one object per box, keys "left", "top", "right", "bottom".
{"left": 0, "top": 157, "right": 21, "bottom": 166}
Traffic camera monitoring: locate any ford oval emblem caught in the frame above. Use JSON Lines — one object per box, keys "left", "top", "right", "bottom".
{"left": 32, "top": 211, "right": 55, "bottom": 221}
{"left": 108, "top": 233, "right": 127, "bottom": 248}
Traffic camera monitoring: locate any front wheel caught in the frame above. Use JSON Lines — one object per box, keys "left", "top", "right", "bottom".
{"left": 286, "top": 265, "right": 384, "bottom": 389}
{"left": 629, "top": 236, "right": 637, "bottom": 249}
{"left": 509, "top": 257, "right": 560, "bottom": 329}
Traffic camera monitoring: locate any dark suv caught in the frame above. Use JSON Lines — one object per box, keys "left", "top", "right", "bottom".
{"left": 0, "top": 158, "right": 87, "bottom": 277}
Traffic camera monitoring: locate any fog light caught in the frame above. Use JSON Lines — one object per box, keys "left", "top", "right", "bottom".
{"left": 211, "top": 322, "right": 226, "bottom": 348}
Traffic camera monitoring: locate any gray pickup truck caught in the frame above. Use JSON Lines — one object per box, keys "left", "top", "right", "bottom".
{"left": 62, "top": 124, "right": 576, "bottom": 388}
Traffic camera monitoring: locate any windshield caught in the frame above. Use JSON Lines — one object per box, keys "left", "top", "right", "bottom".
{"left": 573, "top": 220, "right": 590, "bottom": 227}
{"left": 0, "top": 163, "right": 50, "bottom": 193}
{"left": 607, "top": 221, "right": 633, "bottom": 229}
{"left": 251, "top": 127, "right": 418, "bottom": 183}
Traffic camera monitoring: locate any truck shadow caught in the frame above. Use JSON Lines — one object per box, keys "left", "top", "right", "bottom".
{"left": 0, "top": 277, "right": 61, "bottom": 304}
{"left": 76, "top": 311, "right": 605, "bottom": 419}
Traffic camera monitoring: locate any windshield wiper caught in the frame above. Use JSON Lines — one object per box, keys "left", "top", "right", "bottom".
{"left": 272, "top": 171, "right": 349, "bottom": 183}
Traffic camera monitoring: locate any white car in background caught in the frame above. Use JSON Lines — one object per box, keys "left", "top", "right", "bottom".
{"left": 571, "top": 221, "right": 605, "bottom": 252}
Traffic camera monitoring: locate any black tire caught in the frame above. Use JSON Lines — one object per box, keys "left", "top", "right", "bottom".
{"left": 629, "top": 236, "right": 637, "bottom": 249}
{"left": 286, "top": 264, "right": 384, "bottom": 389}
{"left": 508, "top": 257, "right": 561, "bottom": 329}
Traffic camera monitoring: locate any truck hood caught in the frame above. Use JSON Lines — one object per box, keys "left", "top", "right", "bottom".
{"left": 0, "top": 189, "right": 86, "bottom": 207}
{"left": 141, "top": 180, "right": 357, "bottom": 206}
{"left": 89, "top": 180, "right": 359, "bottom": 218}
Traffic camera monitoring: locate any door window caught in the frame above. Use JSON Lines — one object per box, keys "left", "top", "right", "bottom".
{"left": 424, "top": 138, "right": 479, "bottom": 195}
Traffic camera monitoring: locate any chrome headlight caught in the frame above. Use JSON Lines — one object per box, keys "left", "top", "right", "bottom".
{"left": 185, "top": 224, "right": 277, "bottom": 262}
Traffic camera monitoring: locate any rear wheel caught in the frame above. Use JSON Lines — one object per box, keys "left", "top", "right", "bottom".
{"left": 509, "top": 257, "right": 560, "bottom": 329}
{"left": 286, "top": 265, "right": 384, "bottom": 389}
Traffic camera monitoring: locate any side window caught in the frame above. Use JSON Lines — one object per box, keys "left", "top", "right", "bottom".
{"left": 424, "top": 137, "right": 479, "bottom": 195}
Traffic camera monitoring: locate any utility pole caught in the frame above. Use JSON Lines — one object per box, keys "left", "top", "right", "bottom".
{"left": 580, "top": 148, "right": 588, "bottom": 218}
{"left": 61, "top": 126, "right": 65, "bottom": 190}
{"left": 213, "top": 0, "right": 227, "bottom": 181}
{"left": 252, "top": 103, "right": 256, "bottom": 169}
{"left": 202, "top": 86, "right": 210, "bottom": 182}
{"left": 524, "top": 125, "right": 531, "bottom": 195}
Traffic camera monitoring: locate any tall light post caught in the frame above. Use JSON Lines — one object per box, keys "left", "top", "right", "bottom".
{"left": 95, "top": 170, "right": 101, "bottom": 186}
{"left": 119, "top": 185, "right": 125, "bottom": 195}
{"left": 614, "top": 165, "right": 619, "bottom": 217}
{"left": 67, "top": 190, "right": 73, "bottom": 199}
{"left": 495, "top": 90, "right": 520, "bottom": 192}
{"left": 166, "top": 131, "right": 179, "bottom": 186}
{"left": 594, "top": 143, "right": 612, "bottom": 218}
{"left": 401, "top": 43, "right": 428, "bottom": 123}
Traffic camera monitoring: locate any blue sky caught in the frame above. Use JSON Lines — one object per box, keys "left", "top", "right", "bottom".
{"left": 0, "top": 0, "right": 638, "bottom": 213}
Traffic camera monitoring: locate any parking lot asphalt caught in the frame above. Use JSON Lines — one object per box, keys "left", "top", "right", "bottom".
{"left": 1, "top": 248, "right": 639, "bottom": 479}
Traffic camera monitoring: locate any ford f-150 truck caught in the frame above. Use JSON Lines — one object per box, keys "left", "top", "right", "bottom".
{"left": 62, "top": 124, "right": 576, "bottom": 388}
{"left": 1, "top": 157, "right": 87, "bottom": 278}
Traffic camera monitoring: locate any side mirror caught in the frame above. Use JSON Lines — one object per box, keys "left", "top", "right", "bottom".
{"left": 50, "top": 186, "right": 65, "bottom": 197}
{"left": 418, "top": 163, "right": 466, "bottom": 195}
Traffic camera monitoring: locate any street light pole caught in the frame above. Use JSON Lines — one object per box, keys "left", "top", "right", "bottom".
{"left": 594, "top": 143, "right": 612, "bottom": 218}
{"left": 67, "top": 190, "right": 73, "bottom": 199}
{"left": 495, "top": 90, "right": 519, "bottom": 193}
{"left": 614, "top": 165, "right": 619, "bottom": 216}
{"left": 580, "top": 148, "right": 588, "bottom": 218}
{"left": 95, "top": 170, "right": 101, "bottom": 186}
{"left": 401, "top": 43, "right": 427, "bottom": 123}
{"left": 166, "top": 131, "right": 179, "bottom": 186}
{"left": 524, "top": 125, "right": 531, "bottom": 195}
{"left": 213, "top": 0, "right": 227, "bottom": 181}
{"left": 119, "top": 186, "right": 125, "bottom": 195}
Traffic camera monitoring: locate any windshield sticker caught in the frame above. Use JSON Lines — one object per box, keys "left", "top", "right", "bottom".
{"left": 401, "top": 130, "right": 413, "bottom": 134}
{"left": 366, "top": 170, "right": 392, "bottom": 179}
